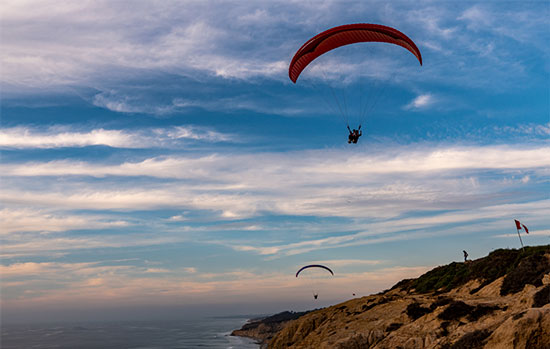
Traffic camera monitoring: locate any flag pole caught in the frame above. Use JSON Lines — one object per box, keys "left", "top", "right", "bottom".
{"left": 516, "top": 227, "right": 524, "bottom": 251}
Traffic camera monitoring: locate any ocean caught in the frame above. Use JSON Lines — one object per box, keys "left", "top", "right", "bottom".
{"left": 1, "top": 316, "right": 260, "bottom": 349}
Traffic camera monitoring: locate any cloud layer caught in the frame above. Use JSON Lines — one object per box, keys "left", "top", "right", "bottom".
{"left": 1, "top": 1, "right": 548, "bottom": 321}
{"left": 2, "top": 143, "right": 548, "bottom": 259}
{"left": 0, "top": 126, "right": 234, "bottom": 149}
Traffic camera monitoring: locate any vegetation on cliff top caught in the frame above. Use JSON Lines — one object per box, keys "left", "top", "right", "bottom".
{"left": 395, "top": 245, "right": 550, "bottom": 295}
{"left": 238, "top": 310, "right": 312, "bottom": 331}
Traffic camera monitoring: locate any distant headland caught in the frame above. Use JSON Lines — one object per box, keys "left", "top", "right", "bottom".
{"left": 232, "top": 245, "right": 550, "bottom": 348}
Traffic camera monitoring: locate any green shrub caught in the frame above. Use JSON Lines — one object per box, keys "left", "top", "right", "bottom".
{"left": 450, "top": 329, "right": 492, "bottom": 349}
{"left": 391, "top": 245, "right": 550, "bottom": 295}
{"left": 533, "top": 285, "right": 550, "bottom": 308}
{"left": 385, "top": 322, "right": 402, "bottom": 332}
{"left": 406, "top": 302, "right": 433, "bottom": 320}
{"left": 438, "top": 301, "right": 473, "bottom": 321}
{"left": 501, "top": 252, "right": 550, "bottom": 295}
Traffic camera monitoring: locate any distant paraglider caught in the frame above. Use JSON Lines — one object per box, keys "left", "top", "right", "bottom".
{"left": 296, "top": 264, "right": 334, "bottom": 299}
{"left": 295, "top": 264, "right": 334, "bottom": 277}
{"left": 288, "top": 23, "right": 422, "bottom": 143}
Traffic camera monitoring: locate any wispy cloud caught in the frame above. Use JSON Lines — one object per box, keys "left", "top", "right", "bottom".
{"left": 0, "top": 126, "right": 234, "bottom": 149}
{"left": 3, "top": 0, "right": 547, "bottom": 121}
{"left": 1, "top": 260, "right": 431, "bottom": 309}
{"left": 2, "top": 142, "right": 547, "bottom": 260}
{"left": 91, "top": 92, "right": 182, "bottom": 115}
{"left": 492, "top": 229, "right": 550, "bottom": 239}
{"left": 493, "top": 123, "right": 550, "bottom": 137}
{"left": 405, "top": 93, "right": 434, "bottom": 110}
{"left": 0, "top": 208, "right": 128, "bottom": 234}
{"left": 1, "top": 1, "right": 549, "bottom": 316}
{"left": 226, "top": 198, "right": 550, "bottom": 258}
{"left": 0, "top": 127, "right": 137, "bottom": 148}
{"left": 1, "top": 145, "right": 548, "bottom": 224}
{"left": 458, "top": 5, "right": 493, "bottom": 30}
{"left": 457, "top": 4, "right": 549, "bottom": 48}
{"left": 3, "top": 144, "right": 548, "bottom": 177}
{"left": 0, "top": 1, "right": 291, "bottom": 89}
{"left": 308, "top": 259, "right": 384, "bottom": 267}
{"left": 0, "top": 231, "right": 186, "bottom": 258}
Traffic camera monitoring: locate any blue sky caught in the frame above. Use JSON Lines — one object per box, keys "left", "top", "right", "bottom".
{"left": 1, "top": 0, "right": 549, "bottom": 323}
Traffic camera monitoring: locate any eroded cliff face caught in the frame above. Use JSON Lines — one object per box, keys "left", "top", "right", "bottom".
{"left": 230, "top": 311, "right": 312, "bottom": 347}
{"left": 266, "top": 246, "right": 550, "bottom": 348}
{"left": 231, "top": 321, "right": 285, "bottom": 347}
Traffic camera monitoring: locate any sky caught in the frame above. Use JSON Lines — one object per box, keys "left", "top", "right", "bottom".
{"left": 1, "top": 0, "right": 549, "bottom": 324}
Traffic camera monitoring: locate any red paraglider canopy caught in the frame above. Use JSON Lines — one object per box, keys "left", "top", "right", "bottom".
{"left": 289, "top": 23, "right": 422, "bottom": 83}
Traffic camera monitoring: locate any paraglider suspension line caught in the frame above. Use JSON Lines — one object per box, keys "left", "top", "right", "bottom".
{"left": 320, "top": 68, "right": 350, "bottom": 126}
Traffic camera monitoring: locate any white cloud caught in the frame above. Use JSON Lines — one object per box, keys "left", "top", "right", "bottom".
{"left": 405, "top": 93, "right": 434, "bottom": 110}
{"left": 0, "top": 1, "right": 290, "bottom": 89}
{"left": 2, "top": 1, "right": 549, "bottom": 313}
{"left": 458, "top": 5, "right": 493, "bottom": 30}
{"left": 163, "top": 126, "right": 233, "bottom": 142}
{"left": 4, "top": 144, "right": 548, "bottom": 178}
{"left": 0, "top": 127, "right": 137, "bottom": 148}
{"left": 493, "top": 123, "right": 550, "bottom": 137}
{"left": 1, "top": 145, "right": 548, "bottom": 232}
{"left": 492, "top": 229, "right": 550, "bottom": 238}
{"left": 0, "top": 126, "right": 233, "bottom": 149}
{"left": 144, "top": 268, "right": 170, "bottom": 273}
{"left": 225, "top": 198, "right": 550, "bottom": 258}
{"left": 297, "top": 259, "right": 384, "bottom": 267}
{"left": 0, "top": 208, "right": 129, "bottom": 234}
{"left": 0, "top": 230, "right": 186, "bottom": 258}
{"left": 168, "top": 215, "right": 188, "bottom": 222}
{"left": 2, "top": 0, "right": 546, "bottom": 114}
{"left": 1, "top": 260, "right": 431, "bottom": 310}
{"left": 407, "top": 6, "right": 457, "bottom": 39}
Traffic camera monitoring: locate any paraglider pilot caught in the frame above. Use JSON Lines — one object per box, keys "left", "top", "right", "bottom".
{"left": 463, "top": 250, "right": 468, "bottom": 262}
{"left": 347, "top": 125, "right": 362, "bottom": 144}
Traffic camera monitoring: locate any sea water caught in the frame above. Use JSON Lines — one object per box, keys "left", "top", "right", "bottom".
{"left": 1, "top": 316, "right": 259, "bottom": 349}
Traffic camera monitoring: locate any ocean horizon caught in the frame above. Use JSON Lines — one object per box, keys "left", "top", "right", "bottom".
{"left": 1, "top": 316, "right": 260, "bottom": 349}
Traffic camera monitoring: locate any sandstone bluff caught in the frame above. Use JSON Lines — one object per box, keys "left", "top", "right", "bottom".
{"left": 232, "top": 245, "right": 550, "bottom": 348}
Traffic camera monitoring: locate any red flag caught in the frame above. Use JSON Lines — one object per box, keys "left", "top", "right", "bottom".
{"left": 515, "top": 219, "right": 529, "bottom": 234}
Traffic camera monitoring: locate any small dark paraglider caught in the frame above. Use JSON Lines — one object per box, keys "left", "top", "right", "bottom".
{"left": 296, "top": 264, "right": 334, "bottom": 300}
{"left": 295, "top": 264, "right": 335, "bottom": 277}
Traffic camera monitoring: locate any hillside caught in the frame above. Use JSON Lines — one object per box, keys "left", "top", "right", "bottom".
{"left": 230, "top": 311, "right": 312, "bottom": 346}
{"left": 234, "top": 245, "right": 550, "bottom": 348}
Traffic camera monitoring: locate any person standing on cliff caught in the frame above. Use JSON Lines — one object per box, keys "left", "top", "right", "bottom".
{"left": 463, "top": 250, "right": 468, "bottom": 262}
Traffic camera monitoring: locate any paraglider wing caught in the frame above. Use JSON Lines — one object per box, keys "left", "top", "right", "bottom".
{"left": 289, "top": 23, "right": 422, "bottom": 83}
{"left": 295, "top": 264, "right": 334, "bottom": 277}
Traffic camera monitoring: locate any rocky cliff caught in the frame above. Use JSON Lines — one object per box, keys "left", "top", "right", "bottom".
{"left": 235, "top": 245, "right": 550, "bottom": 348}
{"left": 230, "top": 310, "right": 312, "bottom": 347}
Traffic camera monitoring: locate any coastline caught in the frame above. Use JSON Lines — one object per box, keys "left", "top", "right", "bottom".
{"left": 231, "top": 311, "right": 312, "bottom": 348}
